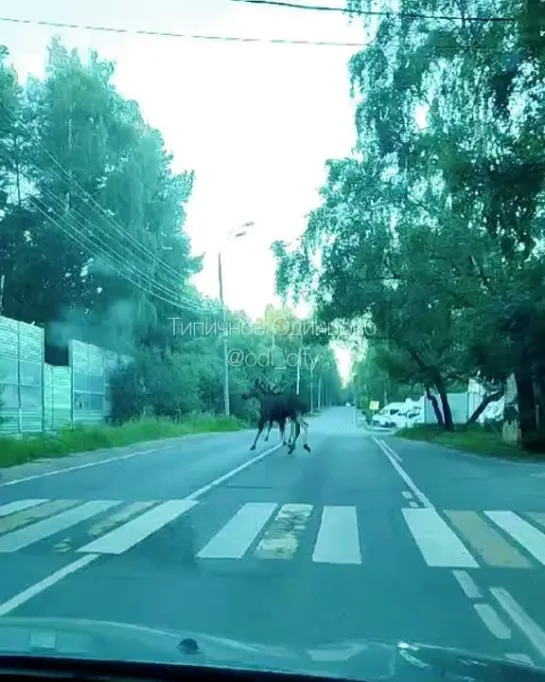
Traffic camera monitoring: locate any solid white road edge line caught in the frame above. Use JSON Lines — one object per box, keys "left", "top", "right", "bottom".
{"left": 0, "top": 430, "right": 247, "bottom": 488}
{"left": 372, "top": 437, "right": 433, "bottom": 508}
{"left": 0, "top": 442, "right": 284, "bottom": 616}
{"left": 0, "top": 554, "right": 100, "bottom": 616}
{"left": 0, "top": 448, "right": 158, "bottom": 488}
{"left": 185, "top": 442, "right": 284, "bottom": 500}
{"left": 382, "top": 441, "right": 402, "bottom": 462}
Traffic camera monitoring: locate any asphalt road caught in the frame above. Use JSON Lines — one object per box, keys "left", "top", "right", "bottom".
{"left": 0, "top": 407, "right": 545, "bottom": 670}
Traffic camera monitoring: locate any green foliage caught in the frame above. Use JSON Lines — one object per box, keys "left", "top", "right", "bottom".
{"left": 397, "top": 424, "right": 545, "bottom": 460}
{"left": 0, "top": 37, "right": 345, "bottom": 439}
{"left": 273, "top": 0, "right": 545, "bottom": 446}
{"left": 0, "top": 415, "right": 244, "bottom": 468}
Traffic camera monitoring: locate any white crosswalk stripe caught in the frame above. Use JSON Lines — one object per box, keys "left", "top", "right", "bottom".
{"left": 78, "top": 500, "right": 197, "bottom": 555}
{"left": 402, "top": 507, "right": 479, "bottom": 568}
{"left": 0, "top": 500, "right": 48, "bottom": 517}
{"left": 485, "top": 511, "right": 545, "bottom": 566}
{"left": 0, "top": 501, "right": 120, "bottom": 553}
{"left": 312, "top": 506, "right": 361, "bottom": 564}
{"left": 1, "top": 499, "right": 545, "bottom": 569}
{"left": 197, "top": 502, "right": 277, "bottom": 559}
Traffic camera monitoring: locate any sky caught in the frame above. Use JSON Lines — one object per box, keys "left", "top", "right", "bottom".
{"left": 1, "top": 0, "right": 365, "bottom": 381}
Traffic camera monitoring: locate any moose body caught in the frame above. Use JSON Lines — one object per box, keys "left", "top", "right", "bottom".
{"left": 242, "top": 380, "right": 311, "bottom": 454}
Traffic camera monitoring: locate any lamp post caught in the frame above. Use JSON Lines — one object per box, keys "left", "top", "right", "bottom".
{"left": 218, "top": 221, "right": 254, "bottom": 416}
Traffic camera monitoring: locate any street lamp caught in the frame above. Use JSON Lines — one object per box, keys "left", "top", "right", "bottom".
{"left": 218, "top": 221, "right": 254, "bottom": 417}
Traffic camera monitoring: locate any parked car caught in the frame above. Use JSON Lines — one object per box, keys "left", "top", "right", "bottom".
{"left": 371, "top": 403, "right": 405, "bottom": 427}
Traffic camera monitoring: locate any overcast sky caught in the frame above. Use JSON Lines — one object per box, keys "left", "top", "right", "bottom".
{"left": 1, "top": 0, "right": 365, "bottom": 379}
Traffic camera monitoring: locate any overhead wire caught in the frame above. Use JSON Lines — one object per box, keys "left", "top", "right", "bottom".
{"left": 0, "top": 15, "right": 367, "bottom": 47}
{"left": 0, "top": 103, "right": 220, "bottom": 316}
{"left": 0, "top": 11, "right": 519, "bottom": 56}
{"left": 0, "top": 100, "right": 218, "bottom": 313}
{"left": 230, "top": 0, "right": 517, "bottom": 23}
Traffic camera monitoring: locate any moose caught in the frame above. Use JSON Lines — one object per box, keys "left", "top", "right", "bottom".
{"left": 241, "top": 379, "right": 311, "bottom": 454}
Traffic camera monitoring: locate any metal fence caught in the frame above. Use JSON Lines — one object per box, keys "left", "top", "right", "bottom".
{"left": 0, "top": 315, "right": 131, "bottom": 436}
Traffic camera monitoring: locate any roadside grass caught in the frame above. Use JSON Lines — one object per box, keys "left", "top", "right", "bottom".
{"left": 0, "top": 413, "right": 244, "bottom": 469}
{"left": 396, "top": 423, "right": 545, "bottom": 460}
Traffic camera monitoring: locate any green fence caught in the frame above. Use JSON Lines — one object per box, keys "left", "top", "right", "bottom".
{"left": 0, "top": 315, "right": 131, "bottom": 436}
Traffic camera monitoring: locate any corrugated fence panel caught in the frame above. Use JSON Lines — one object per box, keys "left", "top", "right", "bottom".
{"left": 19, "top": 321, "right": 44, "bottom": 433}
{"left": 44, "top": 364, "right": 53, "bottom": 430}
{"left": 0, "top": 318, "right": 19, "bottom": 434}
{"left": 70, "top": 339, "right": 105, "bottom": 425}
{"left": 19, "top": 321, "right": 44, "bottom": 363}
{"left": 0, "top": 316, "right": 18, "bottom": 359}
{"left": 0, "top": 320, "right": 134, "bottom": 434}
{"left": 52, "top": 366, "right": 72, "bottom": 429}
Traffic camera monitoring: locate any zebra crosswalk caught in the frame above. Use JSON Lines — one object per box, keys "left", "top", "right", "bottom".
{"left": 1, "top": 498, "right": 545, "bottom": 569}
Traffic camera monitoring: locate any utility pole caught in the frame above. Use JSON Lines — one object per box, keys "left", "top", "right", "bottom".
{"left": 218, "top": 252, "right": 229, "bottom": 417}
{"left": 296, "top": 346, "right": 301, "bottom": 395}
{"left": 310, "top": 360, "right": 314, "bottom": 412}
{"left": 0, "top": 274, "right": 4, "bottom": 315}
{"left": 215, "top": 221, "right": 254, "bottom": 418}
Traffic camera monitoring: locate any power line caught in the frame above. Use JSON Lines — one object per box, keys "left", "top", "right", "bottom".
{"left": 0, "top": 100, "right": 218, "bottom": 314}
{"left": 0, "top": 15, "right": 366, "bottom": 47}
{"left": 231, "top": 0, "right": 517, "bottom": 23}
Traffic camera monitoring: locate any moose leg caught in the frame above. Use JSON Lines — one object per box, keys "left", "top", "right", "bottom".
{"left": 287, "top": 419, "right": 295, "bottom": 445}
{"left": 251, "top": 415, "right": 267, "bottom": 451}
{"left": 299, "top": 418, "right": 311, "bottom": 452}
{"left": 287, "top": 420, "right": 301, "bottom": 454}
{"left": 278, "top": 418, "right": 287, "bottom": 444}
{"left": 264, "top": 421, "right": 273, "bottom": 442}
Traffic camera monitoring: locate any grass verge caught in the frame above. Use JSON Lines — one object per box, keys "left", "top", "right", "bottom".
{"left": 0, "top": 414, "right": 244, "bottom": 469}
{"left": 396, "top": 423, "right": 545, "bottom": 460}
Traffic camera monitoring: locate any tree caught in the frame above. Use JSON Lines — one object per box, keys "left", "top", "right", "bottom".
{"left": 274, "top": 0, "right": 545, "bottom": 446}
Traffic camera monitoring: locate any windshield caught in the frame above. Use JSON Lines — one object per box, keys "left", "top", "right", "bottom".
{"left": 0, "top": 0, "right": 543, "bottom": 679}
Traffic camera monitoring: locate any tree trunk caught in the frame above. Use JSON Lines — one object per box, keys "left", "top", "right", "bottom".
{"left": 425, "top": 386, "right": 444, "bottom": 426}
{"left": 435, "top": 375, "right": 453, "bottom": 430}
{"left": 467, "top": 390, "right": 504, "bottom": 425}
{"left": 515, "top": 364, "right": 539, "bottom": 450}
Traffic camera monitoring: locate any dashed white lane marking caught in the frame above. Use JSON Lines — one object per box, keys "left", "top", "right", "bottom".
{"left": 0, "top": 554, "right": 99, "bottom": 616}
{"left": 491, "top": 587, "right": 545, "bottom": 659}
{"left": 408, "top": 501, "right": 418, "bottom": 508}
{"left": 402, "top": 491, "right": 413, "bottom": 500}
{"left": 473, "top": 603, "right": 511, "bottom": 640}
{"left": 373, "top": 438, "right": 433, "bottom": 508}
{"left": 452, "top": 570, "right": 482, "bottom": 599}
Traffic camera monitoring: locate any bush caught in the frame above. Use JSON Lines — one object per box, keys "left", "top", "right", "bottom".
{"left": 397, "top": 423, "right": 544, "bottom": 459}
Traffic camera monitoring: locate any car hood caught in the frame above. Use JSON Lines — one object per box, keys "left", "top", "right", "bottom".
{"left": 0, "top": 617, "right": 539, "bottom": 682}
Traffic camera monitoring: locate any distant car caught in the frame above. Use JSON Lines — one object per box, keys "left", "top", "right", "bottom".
{"left": 391, "top": 406, "right": 422, "bottom": 429}
{"left": 372, "top": 404, "right": 403, "bottom": 427}
{"left": 345, "top": 402, "right": 351, "bottom": 407}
